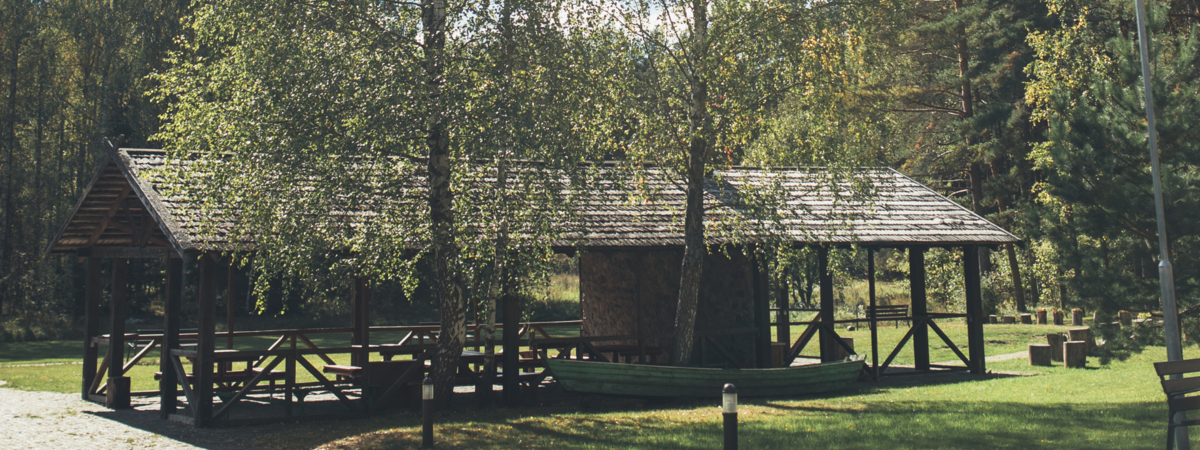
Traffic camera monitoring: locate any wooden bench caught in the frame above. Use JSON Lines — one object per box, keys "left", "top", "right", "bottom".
{"left": 1154, "top": 358, "right": 1200, "bottom": 449}
{"left": 867, "top": 304, "right": 909, "bottom": 328}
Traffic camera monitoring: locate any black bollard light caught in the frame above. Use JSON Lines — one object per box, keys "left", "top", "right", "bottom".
{"left": 422, "top": 376, "right": 434, "bottom": 448}
{"left": 723, "top": 383, "right": 738, "bottom": 450}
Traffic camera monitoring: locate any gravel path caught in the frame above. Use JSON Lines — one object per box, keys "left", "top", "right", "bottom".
{"left": 0, "top": 386, "right": 272, "bottom": 450}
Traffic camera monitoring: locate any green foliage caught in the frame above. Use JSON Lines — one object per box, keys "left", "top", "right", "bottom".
{"left": 1027, "top": 0, "right": 1200, "bottom": 314}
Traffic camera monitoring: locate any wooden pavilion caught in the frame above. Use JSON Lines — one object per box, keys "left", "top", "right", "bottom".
{"left": 47, "top": 145, "right": 1019, "bottom": 427}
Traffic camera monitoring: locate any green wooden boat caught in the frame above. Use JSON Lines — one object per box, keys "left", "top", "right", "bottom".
{"left": 545, "top": 356, "right": 865, "bottom": 398}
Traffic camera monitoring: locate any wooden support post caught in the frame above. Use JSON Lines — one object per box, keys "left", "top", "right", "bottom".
{"left": 196, "top": 254, "right": 218, "bottom": 427}
{"left": 910, "top": 247, "right": 929, "bottom": 371}
{"left": 964, "top": 246, "right": 984, "bottom": 375}
{"left": 226, "top": 260, "right": 236, "bottom": 349}
{"left": 160, "top": 257, "right": 182, "bottom": 419}
{"left": 869, "top": 248, "right": 879, "bottom": 378}
{"left": 502, "top": 293, "right": 520, "bottom": 407}
{"left": 350, "top": 279, "right": 361, "bottom": 367}
{"left": 776, "top": 273, "right": 790, "bottom": 347}
{"left": 356, "top": 276, "right": 371, "bottom": 412}
{"left": 818, "top": 247, "right": 836, "bottom": 363}
{"left": 82, "top": 257, "right": 102, "bottom": 400}
{"left": 752, "top": 249, "right": 771, "bottom": 368}
{"left": 107, "top": 259, "right": 130, "bottom": 409}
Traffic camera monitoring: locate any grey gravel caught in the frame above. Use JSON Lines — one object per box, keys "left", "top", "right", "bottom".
{"left": 0, "top": 386, "right": 272, "bottom": 450}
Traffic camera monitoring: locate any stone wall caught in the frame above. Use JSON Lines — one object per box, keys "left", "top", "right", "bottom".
{"left": 579, "top": 247, "right": 758, "bottom": 367}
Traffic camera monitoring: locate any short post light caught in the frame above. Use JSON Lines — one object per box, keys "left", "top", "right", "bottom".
{"left": 723, "top": 383, "right": 738, "bottom": 450}
{"left": 422, "top": 376, "right": 434, "bottom": 448}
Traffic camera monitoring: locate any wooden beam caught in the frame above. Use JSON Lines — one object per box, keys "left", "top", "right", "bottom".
{"left": 868, "top": 248, "right": 879, "bottom": 379}
{"left": 226, "top": 261, "right": 236, "bottom": 349}
{"left": 86, "top": 185, "right": 132, "bottom": 247}
{"left": 196, "top": 254, "right": 218, "bottom": 427}
{"left": 503, "top": 293, "right": 520, "bottom": 407}
{"left": 910, "top": 247, "right": 929, "bottom": 371}
{"left": 964, "top": 245, "right": 985, "bottom": 375}
{"left": 107, "top": 258, "right": 130, "bottom": 409}
{"left": 160, "top": 257, "right": 182, "bottom": 419}
{"left": 82, "top": 258, "right": 102, "bottom": 401}
{"left": 752, "top": 249, "right": 771, "bottom": 368}
{"left": 77, "top": 247, "right": 176, "bottom": 259}
{"left": 776, "top": 273, "right": 790, "bottom": 352}
{"left": 819, "top": 247, "right": 836, "bottom": 363}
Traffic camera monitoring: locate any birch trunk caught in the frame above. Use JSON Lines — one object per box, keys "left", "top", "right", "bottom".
{"left": 669, "top": 0, "right": 710, "bottom": 366}
{"left": 424, "top": 0, "right": 465, "bottom": 407}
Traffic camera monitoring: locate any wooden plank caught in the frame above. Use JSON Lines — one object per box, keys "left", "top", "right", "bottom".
{"left": 253, "top": 335, "right": 288, "bottom": 368}
{"left": 295, "top": 356, "right": 359, "bottom": 412}
{"left": 296, "top": 334, "right": 336, "bottom": 365}
{"left": 928, "top": 321, "right": 970, "bottom": 368}
{"left": 85, "top": 185, "right": 132, "bottom": 247}
{"left": 879, "top": 324, "right": 917, "bottom": 374}
{"left": 122, "top": 338, "right": 159, "bottom": 373}
{"left": 787, "top": 313, "right": 821, "bottom": 363}
{"left": 89, "top": 354, "right": 110, "bottom": 396}
{"left": 211, "top": 355, "right": 285, "bottom": 420}
{"left": 171, "top": 355, "right": 198, "bottom": 415}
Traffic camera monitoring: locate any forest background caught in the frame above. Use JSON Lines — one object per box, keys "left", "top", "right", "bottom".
{"left": 2, "top": 0, "right": 1200, "bottom": 350}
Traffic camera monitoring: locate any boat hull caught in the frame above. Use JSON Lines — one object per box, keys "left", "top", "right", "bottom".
{"left": 545, "top": 358, "right": 864, "bottom": 398}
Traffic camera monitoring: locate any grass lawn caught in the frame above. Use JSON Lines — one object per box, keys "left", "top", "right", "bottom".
{"left": 0, "top": 322, "right": 1182, "bottom": 449}
{"left": 254, "top": 347, "right": 1181, "bottom": 449}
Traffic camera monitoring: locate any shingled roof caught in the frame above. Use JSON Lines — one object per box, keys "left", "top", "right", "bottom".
{"left": 46, "top": 148, "right": 1019, "bottom": 257}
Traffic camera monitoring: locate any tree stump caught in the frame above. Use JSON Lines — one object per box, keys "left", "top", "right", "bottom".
{"left": 989, "top": 315, "right": 998, "bottom": 324}
{"left": 1064, "top": 341, "right": 1087, "bottom": 368}
{"left": 1046, "top": 334, "right": 1065, "bottom": 362}
{"left": 1002, "top": 315, "right": 1016, "bottom": 324}
{"left": 1053, "top": 311, "right": 1064, "bottom": 325}
{"left": 1020, "top": 314, "right": 1033, "bottom": 324}
{"left": 1036, "top": 310, "right": 1048, "bottom": 325}
{"left": 1119, "top": 311, "right": 1132, "bottom": 327}
{"left": 1068, "top": 328, "right": 1092, "bottom": 353}
{"left": 1071, "top": 310, "right": 1084, "bottom": 326}
{"left": 1028, "top": 344, "right": 1052, "bottom": 366}
{"left": 833, "top": 337, "right": 856, "bottom": 360}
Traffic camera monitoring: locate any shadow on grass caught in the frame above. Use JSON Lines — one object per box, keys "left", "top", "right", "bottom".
{"left": 0, "top": 340, "right": 85, "bottom": 364}
{"left": 241, "top": 396, "right": 1166, "bottom": 450}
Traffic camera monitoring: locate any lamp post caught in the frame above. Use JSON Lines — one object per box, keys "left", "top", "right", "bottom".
{"left": 422, "top": 377, "right": 435, "bottom": 448}
{"left": 723, "top": 383, "right": 737, "bottom": 450}
{"left": 1133, "top": 1, "right": 1188, "bottom": 448}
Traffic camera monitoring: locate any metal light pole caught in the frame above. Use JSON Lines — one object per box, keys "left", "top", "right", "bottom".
{"left": 1133, "top": 1, "right": 1188, "bottom": 448}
